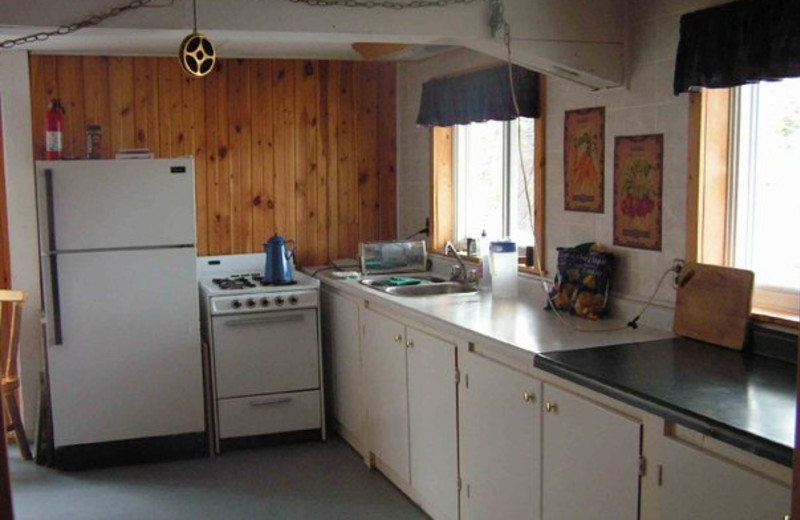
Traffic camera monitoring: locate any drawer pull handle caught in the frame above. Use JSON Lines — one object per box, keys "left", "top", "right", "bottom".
{"left": 224, "top": 314, "right": 305, "bottom": 327}
{"left": 523, "top": 392, "right": 535, "bottom": 403}
{"left": 394, "top": 334, "right": 403, "bottom": 343}
{"left": 406, "top": 340, "right": 415, "bottom": 349}
{"left": 545, "top": 401, "right": 557, "bottom": 413}
{"left": 248, "top": 397, "right": 293, "bottom": 407}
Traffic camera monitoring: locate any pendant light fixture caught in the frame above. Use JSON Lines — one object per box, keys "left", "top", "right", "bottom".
{"left": 178, "top": 0, "right": 216, "bottom": 78}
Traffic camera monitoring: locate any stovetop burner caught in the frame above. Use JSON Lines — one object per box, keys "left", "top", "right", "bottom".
{"left": 212, "top": 273, "right": 298, "bottom": 291}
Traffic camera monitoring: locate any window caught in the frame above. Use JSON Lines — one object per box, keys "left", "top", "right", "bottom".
{"left": 689, "top": 77, "right": 800, "bottom": 322}
{"left": 729, "top": 78, "right": 800, "bottom": 317}
{"left": 428, "top": 78, "right": 546, "bottom": 270}
{"left": 453, "top": 118, "right": 535, "bottom": 247}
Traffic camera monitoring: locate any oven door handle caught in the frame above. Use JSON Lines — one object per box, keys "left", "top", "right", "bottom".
{"left": 248, "top": 396, "right": 293, "bottom": 407}
{"left": 222, "top": 314, "right": 306, "bottom": 327}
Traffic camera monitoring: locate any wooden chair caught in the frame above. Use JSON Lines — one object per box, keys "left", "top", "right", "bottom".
{"left": 1, "top": 289, "right": 32, "bottom": 460}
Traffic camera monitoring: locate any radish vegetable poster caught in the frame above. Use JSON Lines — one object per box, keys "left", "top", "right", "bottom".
{"left": 613, "top": 134, "right": 663, "bottom": 251}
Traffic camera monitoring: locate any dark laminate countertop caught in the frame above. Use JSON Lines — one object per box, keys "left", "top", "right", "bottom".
{"left": 534, "top": 337, "right": 796, "bottom": 466}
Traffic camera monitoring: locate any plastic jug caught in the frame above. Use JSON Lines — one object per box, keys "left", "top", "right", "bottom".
{"left": 489, "top": 240, "right": 518, "bottom": 298}
{"left": 263, "top": 234, "right": 296, "bottom": 284}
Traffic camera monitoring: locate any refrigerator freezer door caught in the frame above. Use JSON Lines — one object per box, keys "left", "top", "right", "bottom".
{"left": 45, "top": 247, "right": 204, "bottom": 447}
{"left": 37, "top": 159, "right": 196, "bottom": 251}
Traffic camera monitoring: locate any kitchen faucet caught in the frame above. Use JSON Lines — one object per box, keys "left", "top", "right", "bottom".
{"left": 444, "top": 241, "right": 475, "bottom": 283}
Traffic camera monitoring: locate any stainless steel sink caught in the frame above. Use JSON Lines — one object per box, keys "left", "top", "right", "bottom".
{"left": 383, "top": 282, "right": 478, "bottom": 297}
{"left": 359, "top": 274, "right": 477, "bottom": 297}
{"left": 360, "top": 274, "right": 446, "bottom": 288}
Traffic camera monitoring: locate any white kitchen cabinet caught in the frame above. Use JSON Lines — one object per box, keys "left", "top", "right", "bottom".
{"left": 459, "top": 351, "right": 542, "bottom": 520}
{"left": 362, "top": 306, "right": 410, "bottom": 480}
{"left": 407, "top": 328, "right": 458, "bottom": 520}
{"left": 320, "top": 279, "right": 791, "bottom": 520}
{"left": 541, "top": 384, "right": 642, "bottom": 520}
{"left": 320, "top": 288, "right": 366, "bottom": 450}
{"left": 361, "top": 306, "right": 459, "bottom": 520}
{"left": 659, "top": 436, "right": 790, "bottom": 520}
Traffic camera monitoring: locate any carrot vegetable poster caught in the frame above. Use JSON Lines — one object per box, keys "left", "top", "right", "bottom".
{"left": 564, "top": 107, "right": 604, "bottom": 213}
{"left": 613, "top": 134, "right": 663, "bottom": 251}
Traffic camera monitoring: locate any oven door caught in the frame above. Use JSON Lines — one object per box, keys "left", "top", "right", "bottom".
{"left": 212, "top": 308, "right": 319, "bottom": 398}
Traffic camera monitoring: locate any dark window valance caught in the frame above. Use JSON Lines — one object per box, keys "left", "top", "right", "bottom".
{"left": 416, "top": 65, "right": 540, "bottom": 127}
{"left": 673, "top": 0, "right": 800, "bottom": 95}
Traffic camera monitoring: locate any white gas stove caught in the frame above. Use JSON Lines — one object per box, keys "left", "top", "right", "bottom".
{"left": 199, "top": 272, "right": 320, "bottom": 316}
{"left": 198, "top": 254, "right": 320, "bottom": 316}
{"left": 197, "top": 254, "right": 325, "bottom": 453}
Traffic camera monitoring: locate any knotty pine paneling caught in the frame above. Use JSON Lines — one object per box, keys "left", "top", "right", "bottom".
{"left": 377, "top": 62, "right": 397, "bottom": 240}
{"left": 355, "top": 63, "right": 380, "bottom": 245}
{"left": 336, "top": 61, "right": 360, "bottom": 263}
{"left": 28, "top": 55, "right": 397, "bottom": 263}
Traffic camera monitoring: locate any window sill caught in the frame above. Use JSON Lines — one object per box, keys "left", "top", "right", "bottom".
{"left": 517, "top": 265, "right": 549, "bottom": 277}
{"left": 431, "top": 250, "right": 548, "bottom": 277}
{"left": 751, "top": 307, "right": 799, "bottom": 330}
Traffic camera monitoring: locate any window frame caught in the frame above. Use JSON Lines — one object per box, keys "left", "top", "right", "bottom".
{"left": 430, "top": 77, "right": 546, "bottom": 272}
{"left": 687, "top": 88, "right": 799, "bottom": 327}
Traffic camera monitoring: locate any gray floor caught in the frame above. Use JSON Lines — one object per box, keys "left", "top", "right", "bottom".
{"left": 8, "top": 436, "right": 431, "bottom": 520}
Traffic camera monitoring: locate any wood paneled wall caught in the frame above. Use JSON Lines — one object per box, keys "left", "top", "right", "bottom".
{"left": 29, "top": 55, "right": 397, "bottom": 264}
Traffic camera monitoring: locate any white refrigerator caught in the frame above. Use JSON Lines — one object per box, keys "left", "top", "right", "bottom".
{"left": 36, "top": 159, "right": 205, "bottom": 451}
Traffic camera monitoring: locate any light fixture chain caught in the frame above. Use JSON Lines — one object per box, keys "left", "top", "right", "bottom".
{"left": 0, "top": 0, "right": 174, "bottom": 50}
{"left": 288, "top": 0, "right": 478, "bottom": 9}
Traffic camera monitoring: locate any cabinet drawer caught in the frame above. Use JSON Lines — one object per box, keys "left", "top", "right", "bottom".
{"left": 218, "top": 390, "right": 322, "bottom": 439}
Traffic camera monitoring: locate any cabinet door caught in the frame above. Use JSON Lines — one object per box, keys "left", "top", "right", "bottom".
{"left": 542, "top": 384, "right": 641, "bottom": 520}
{"left": 321, "top": 289, "right": 364, "bottom": 443}
{"left": 361, "top": 307, "right": 409, "bottom": 481}
{"left": 660, "top": 437, "right": 790, "bottom": 519}
{"left": 407, "top": 328, "right": 458, "bottom": 520}
{"left": 460, "top": 352, "right": 541, "bottom": 520}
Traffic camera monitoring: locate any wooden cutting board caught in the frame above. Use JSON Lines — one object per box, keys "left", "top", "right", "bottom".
{"left": 673, "top": 262, "right": 754, "bottom": 350}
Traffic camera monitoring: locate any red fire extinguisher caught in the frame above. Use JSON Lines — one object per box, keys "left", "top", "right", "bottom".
{"left": 45, "top": 99, "right": 65, "bottom": 160}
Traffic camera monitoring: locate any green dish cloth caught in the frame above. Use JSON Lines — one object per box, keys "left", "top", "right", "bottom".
{"left": 376, "top": 277, "right": 422, "bottom": 287}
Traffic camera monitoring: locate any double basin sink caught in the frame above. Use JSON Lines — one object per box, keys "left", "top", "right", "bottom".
{"left": 359, "top": 274, "right": 478, "bottom": 297}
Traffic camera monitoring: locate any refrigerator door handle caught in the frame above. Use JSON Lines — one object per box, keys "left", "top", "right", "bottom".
{"left": 49, "top": 255, "right": 63, "bottom": 346}
{"left": 45, "top": 169, "right": 64, "bottom": 346}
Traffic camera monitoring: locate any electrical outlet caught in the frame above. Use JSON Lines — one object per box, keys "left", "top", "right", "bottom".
{"left": 672, "top": 259, "right": 685, "bottom": 288}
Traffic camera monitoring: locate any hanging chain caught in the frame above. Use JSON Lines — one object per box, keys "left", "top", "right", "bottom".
{"left": 287, "top": 0, "right": 509, "bottom": 49}
{"left": 288, "top": 0, "right": 478, "bottom": 9}
{"left": 489, "top": 0, "right": 535, "bottom": 243}
{"left": 0, "top": 0, "right": 174, "bottom": 50}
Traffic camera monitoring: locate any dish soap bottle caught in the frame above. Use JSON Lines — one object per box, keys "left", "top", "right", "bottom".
{"left": 479, "top": 230, "right": 491, "bottom": 290}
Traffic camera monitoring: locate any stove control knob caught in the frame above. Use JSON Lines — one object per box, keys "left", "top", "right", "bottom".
{"left": 289, "top": 296, "right": 299, "bottom": 305}
{"left": 246, "top": 299, "right": 256, "bottom": 308}
{"left": 260, "top": 298, "right": 270, "bottom": 307}
{"left": 232, "top": 299, "right": 242, "bottom": 309}
{"left": 275, "top": 296, "right": 285, "bottom": 306}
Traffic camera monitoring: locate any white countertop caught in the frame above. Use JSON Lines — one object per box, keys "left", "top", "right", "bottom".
{"left": 314, "top": 267, "right": 674, "bottom": 366}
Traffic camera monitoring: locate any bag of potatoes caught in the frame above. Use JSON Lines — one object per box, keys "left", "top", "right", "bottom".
{"left": 547, "top": 242, "right": 614, "bottom": 320}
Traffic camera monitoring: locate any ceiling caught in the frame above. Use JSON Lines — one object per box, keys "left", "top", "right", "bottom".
{"left": 0, "top": 26, "right": 458, "bottom": 62}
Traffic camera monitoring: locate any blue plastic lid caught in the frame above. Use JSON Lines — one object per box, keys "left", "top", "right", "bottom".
{"left": 489, "top": 241, "right": 516, "bottom": 253}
